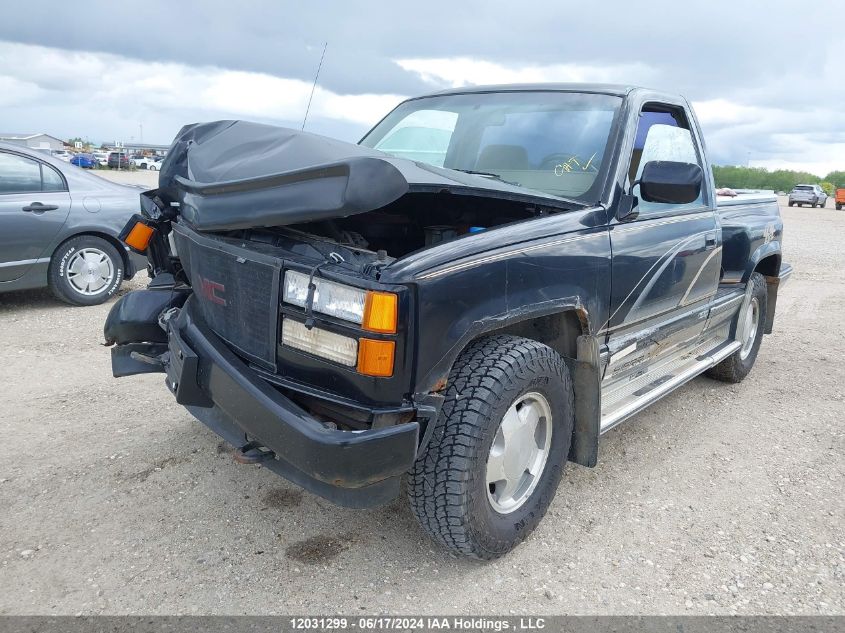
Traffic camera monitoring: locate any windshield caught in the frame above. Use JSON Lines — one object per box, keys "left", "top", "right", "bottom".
{"left": 360, "top": 91, "right": 622, "bottom": 202}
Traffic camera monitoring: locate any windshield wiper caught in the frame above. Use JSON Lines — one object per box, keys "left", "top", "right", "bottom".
{"left": 450, "top": 168, "right": 506, "bottom": 181}
{"left": 446, "top": 167, "right": 586, "bottom": 208}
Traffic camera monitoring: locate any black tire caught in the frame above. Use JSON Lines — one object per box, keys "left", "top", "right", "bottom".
{"left": 837, "top": 204, "right": 842, "bottom": 211}
{"left": 48, "top": 235, "right": 124, "bottom": 306}
{"left": 408, "top": 335, "right": 574, "bottom": 560}
{"left": 707, "top": 272, "right": 767, "bottom": 383}
{"left": 788, "top": 201, "right": 794, "bottom": 207}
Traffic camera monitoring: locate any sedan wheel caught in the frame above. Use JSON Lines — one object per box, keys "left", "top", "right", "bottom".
{"left": 48, "top": 235, "right": 124, "bottom": 306}
{"left": 66, "top": 248, "right": 114, "bottom": 295}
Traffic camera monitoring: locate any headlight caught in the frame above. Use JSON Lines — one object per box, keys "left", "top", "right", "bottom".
{"left": 283, "top": 270, "right": 366, "bottom": 324}
{"left": 283, "top": 270, "right": 398, "bottom": 333}
{"left": 281, "top": 318, "right": 358, "bottom": 367}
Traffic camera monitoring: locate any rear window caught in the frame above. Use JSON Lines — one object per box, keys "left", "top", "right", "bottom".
{"left": 42, "top": 164, "right": 66, "bottom": 192}
{"left": 794, "top": 186, "right": 813, "bottom": 191}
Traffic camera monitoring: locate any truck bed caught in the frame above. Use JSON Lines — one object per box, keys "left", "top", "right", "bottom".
{"left": 716, "top": 189, "right": 777, "bottom": 207}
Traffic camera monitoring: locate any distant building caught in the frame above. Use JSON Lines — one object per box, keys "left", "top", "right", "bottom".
{"left": 102, "top": 142, "right": 171, "bottom": 156}
{"left": 0, "top": 132, "right": 65, "bottom": 151}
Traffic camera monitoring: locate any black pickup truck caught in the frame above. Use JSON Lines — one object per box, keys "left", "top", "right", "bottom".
{"left": 105, "top": 84, "right": 792, "bottom": 559}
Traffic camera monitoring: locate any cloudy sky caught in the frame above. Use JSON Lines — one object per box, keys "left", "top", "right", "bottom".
{"left": 2, "top": 1, "right": 843, "bottom": 175}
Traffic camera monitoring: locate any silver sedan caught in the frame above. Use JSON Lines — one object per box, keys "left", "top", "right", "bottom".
{"left": 0, "top": 142, "right": 148, "bottom": 305}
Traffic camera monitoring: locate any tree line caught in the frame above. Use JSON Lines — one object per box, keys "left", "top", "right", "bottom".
{"left": 713, "top": 165, "right": 845, "bottom": 195}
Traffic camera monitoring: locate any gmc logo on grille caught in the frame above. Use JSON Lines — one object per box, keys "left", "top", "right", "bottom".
{"left": 199, "top": 277, "right": 227, "bottom": 306}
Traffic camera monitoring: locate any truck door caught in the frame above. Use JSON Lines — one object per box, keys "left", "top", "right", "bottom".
{"left": 604, "top": 102, "right": 721, "bottom": 378}
{"left": 0, "top": 151, "right": 71, "bottom": 282}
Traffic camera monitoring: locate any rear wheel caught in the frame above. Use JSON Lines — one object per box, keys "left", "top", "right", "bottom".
{"left": 48, "top": 235, "right": 124, "bottom": 306}
{"left": 788, "top": 201, "right": 794, "bottom": 207}
{"left": 707, "top": 272, "right": 767, "bottom": 383}
{"left": 408, "top": 335, "right": 574, "bottom": 559}
{"left": 837, "top": 203, "right": 842, "bottom": 211}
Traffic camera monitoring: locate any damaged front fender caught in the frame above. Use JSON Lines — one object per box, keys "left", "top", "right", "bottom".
{"left": 104, "top": 287, "right": 190, "bottom": 377}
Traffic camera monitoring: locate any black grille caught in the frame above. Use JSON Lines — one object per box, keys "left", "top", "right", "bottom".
{"left": 175, "top": 228, "right": 279, "bottom": 370}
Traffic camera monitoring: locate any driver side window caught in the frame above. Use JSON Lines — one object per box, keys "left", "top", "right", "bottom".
{"left": 629, "top": 105, "right": 705, "bottom": 214}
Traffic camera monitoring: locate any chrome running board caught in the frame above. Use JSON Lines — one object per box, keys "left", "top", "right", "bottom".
{"left": 600, "top": 340, "right": 740, "bottom": 434}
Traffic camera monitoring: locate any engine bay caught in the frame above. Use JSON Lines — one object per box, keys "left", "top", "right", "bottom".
{"left": 280, "top": 191, "right": 556, "bottom": 259}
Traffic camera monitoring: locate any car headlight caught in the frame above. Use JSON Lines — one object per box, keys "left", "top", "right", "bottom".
{"left": 281, "top": 318, "right": 358, "bottom": 367}
{"left": 283, "top": 270, "right": 367, "bottom": 324}
{"left": 283, "top": 270, "right": 397, "bottom": 333}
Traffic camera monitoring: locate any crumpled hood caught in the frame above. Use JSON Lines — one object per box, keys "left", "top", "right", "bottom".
{"left": 155, "top": 120, "right": 575, "bottom": 232}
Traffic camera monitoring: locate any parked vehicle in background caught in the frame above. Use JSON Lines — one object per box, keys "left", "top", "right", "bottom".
{"left": 93, "top": 152, "right": 109, "bottom": 167}
{"left": 836, "top": 187, "right": 845, "bottom": 211}
{"left": 70, "top": 153, "right": 97, "bottom": 169}
{"left": 51, "top": 150, "right": 72, "bottom": 162}
{"left": 788, "top": 184, "right": 827, "bottom": 207}
{"left": 106, "top": 84, "right": 792, "bottom": 559}
{"left": 0, "top": 142, "right": 146, "bottom": 305}
{"left": 139, "top": 156, "right": 164, "bottom": 170}
{"left": 108, "top": 152, "right": 131, "bottom": 169}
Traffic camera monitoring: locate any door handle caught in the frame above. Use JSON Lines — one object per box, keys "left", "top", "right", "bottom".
{"left": 704, "top": 232, "right": 717, "bottom": 249}
{"left": 22, "top": 202, "right": 59, "bottom": 212}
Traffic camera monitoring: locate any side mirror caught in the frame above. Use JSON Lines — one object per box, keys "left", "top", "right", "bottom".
{"left": 636, "top": 161, "right": 703, "bottom": 205}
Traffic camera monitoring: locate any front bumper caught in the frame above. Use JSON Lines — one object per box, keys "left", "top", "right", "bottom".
{"left": 125, "top": 250, "right": 148, "bottom": 280}
{"left": 112, "top": 294, "right": 420, "bottom": 508}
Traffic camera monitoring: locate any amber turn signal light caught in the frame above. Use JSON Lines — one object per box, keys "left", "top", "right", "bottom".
{"left": 363, "top": 291, "right": 398, "bottom": 334}
{"left": 123, "top": 222, "right": 155, "bottom": 253}
{"left": 357, "top": 339, "right": 395, "bottom": 377}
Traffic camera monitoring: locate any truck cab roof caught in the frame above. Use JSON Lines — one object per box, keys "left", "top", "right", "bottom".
{"left": 425, "top": 82, "right": 637, "bottom": 97}
{"left": 418, "top": 83, "right": 688, "bottom": 102}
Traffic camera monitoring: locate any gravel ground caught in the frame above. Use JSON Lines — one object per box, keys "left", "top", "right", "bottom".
{"left": 0, "top": 189, "right": 842, "bottom": 615}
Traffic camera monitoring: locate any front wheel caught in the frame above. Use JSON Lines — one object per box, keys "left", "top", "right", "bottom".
{"left": 707, "top": 272, "right": 767, "bottom": 383}
{"left": 48, "top": 235, "right": 124, "bottom": 306}
{"left": 408, "top": 335, "right": 574, "bottom": 559}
